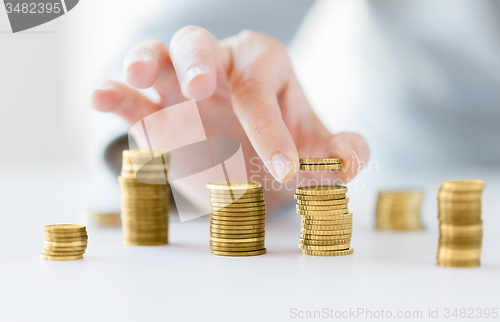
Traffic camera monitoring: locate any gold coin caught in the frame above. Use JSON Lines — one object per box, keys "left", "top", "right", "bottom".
{"left": 299, "top": 238, "right": 350, "bottom": 246}
{"left": 295, "top": 185, "right": 347, "bottom": 195}
{"left": 210, "top": 201, "right": 266, "bottom": 208}
{"left": 211, "top": 206, "right": 266, "bottom": 212}
{"left": 300, "top": 164, "right": 343, "bottom": 170}
{"left": 211, "top": 248, "right": 266, "bottom": 256}
{"left": 44, "top": 224, "right": 86, "bottom": 233}
{"left": 301, "top": 248, "right": 354, "bottom": 256}
{"left": 438, "top": 202, "right": 482, "bottom": 210}
{"left": 211, "top": 219, "right": 265, "bottom": 225}
{"left": 211, "top": 210, "right": 266, "bottom": 216}
{"left": 297, "top": 209, "right": 348, "bottom": 216}
{"left": 301, "top": 229, "right": 352, "bottom": 235}
{"left": 299, "top": 158, "right": 342, "bottom": 165}
{"left": 44, "top": 231, "right": 87, "bottom": 238}
{"left": 44, "top": 236, "right": 88, "bottom": 243}
{"left": 301, "top": 219, "right": 352, "bottom": 225}
{"left": 439, "top": 223, "right": 482, "bottom": 234}
{"left": 294, "top": 194, "right": 346, "bottom": 201}
{"left": 210, "top": 245, "right": 264, "bottom": 252}
{"left": 209, "top": 191, "right": 263, "bottom": 198}
{"left": 301, "top": 224, "right": 352, "bottom": 231}
{"left": 301, "top": 215, "right": 352, "bottom": 221}
{"left": 211, "top": 215, "right": 266, "bottom": 221}
{"left": 206, "top": 180, "right": 262, "bottom": 191}
{"left": 211, "top": 232, "right": 265, "bottom": 239}
{"left": 209, "top": 197, "right": 264, "bottom": 203}
{"left": 40, "top": 254, "right": 84, "bottom": 261}
{"left": 296, "top": 204, "right": 348, "bottom": 211}
{"left": 300, "top": 234, "right": 352, "bottom": 240}
{"left": 437, "top": 247, "right": 482, "bottom": 260}
{"left": 210, "top": 223, "right": 265, "bottom": 230}
{"left": 210, "top": 228, "right": 265, "bottom": 234}
{"left": 44, "top": 240, "right": 87, "bottom": 247}
{"left": 41, "top": 250, "right": 85, "bottom": 256}
{"left": 210, "top": 237, "right": 265, "bottom": 243}
{"left": 296, "top": 198, "right": 349, "bottom": 206}
{"left": 299, "top": 244, "right": 350, "bottom": 251}
{"left": 440, "top": 180, "right": 485, "bottom": 192}
{"left": 438, "top": 191, "right": 483, "bottom": 201}
{"left": 210, "top": 241, "right": 265, "bottom": 247}
{"left": 43, "top": 245, "right": 87, "bottom": 252}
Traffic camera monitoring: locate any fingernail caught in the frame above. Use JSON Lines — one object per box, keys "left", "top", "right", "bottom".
{"left": 272, "top": 153, "right": 294, "bottom": 182}
{"left": 184, "top": 65, "right": 209, "bottom": 85}
{"left": 123, "top": 51, "right": 155, "bottom": 71}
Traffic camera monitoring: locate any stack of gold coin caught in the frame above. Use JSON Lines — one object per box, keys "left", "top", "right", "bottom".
{"left": 41, "top": 224, "right": 88, "bottom": 261}
{"left": 81, "top": 209, "right": 121, "bottom": 227}
{"left": 299, "top": 158, "right": 342, "bottom": 171}
{"left": 119, "top": 149, "right": 170, "bottom": 246}
{"left": 295, "top": 185, "right": 353, "bottom": 256}
{"left": 437, "top": 179, "right": 485, "bottom": 268}
{"left": 375, "top": 190, "right": 425, "bottom": 230}
{"left": 207, "top": 180, "right": 266, "bottom": 256}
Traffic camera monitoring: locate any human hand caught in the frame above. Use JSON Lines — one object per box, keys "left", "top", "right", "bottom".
{"left": 90, "top": 26, "right": 369, "bottom": 206}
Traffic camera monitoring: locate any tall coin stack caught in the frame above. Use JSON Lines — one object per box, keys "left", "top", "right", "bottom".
{"left": 437, "top": 180, "right": 485, "bottom": 268}
{"left": 119, "top": 149, "right": 170, "bottom": 246}
{"left": 207, "top": 180, "right": 266, "bottom": 257}
{"left": 296, "top": 184, "right": 353, "bottom": 256}
{"left": 375, "top": 191, "right": 425, "bottom": 230}
{"left": 41, "top": 224, "right": 88, "bottom": 261}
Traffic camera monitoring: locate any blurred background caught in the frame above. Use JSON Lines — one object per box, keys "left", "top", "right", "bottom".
{"left": 1, "top": 0, "right": 499, "bottom": 228}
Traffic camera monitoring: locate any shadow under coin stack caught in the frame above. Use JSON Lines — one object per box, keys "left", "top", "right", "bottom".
{"left": 119, "top": 149, "right": 170, "bottom": 246}
{"left": 437, "top": 180, "right": 485, "bottom": 268}
{"left": 41, "top": 224, "right": 88, "bottom": 261}
{"left": 375, "top": 191, "right": 425, "bottom": 230}
{"left": 296, "top": 185, "right": 353, "bottom": 256}
{"left": 207, "top": 180, "right": 266, "bottom": 256}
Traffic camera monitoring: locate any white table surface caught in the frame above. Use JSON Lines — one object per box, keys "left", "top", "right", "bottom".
{"left": 0, "top": 164, "right": 499, "bottom": 321}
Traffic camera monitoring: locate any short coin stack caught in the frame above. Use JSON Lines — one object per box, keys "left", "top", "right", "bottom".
{"left": 437, "top": 180, "right": 485, "bottom": 268}
{"left": 207, "top": 180, "right": 266, "bottom": 256}
{"left": 296, "top": 185, "right": 353, "bottom": 256}
{"left": 41, "top": 224, "right": 88, "bottom": 261}
{"left": 299, "top": 158, "right": 342, "bottom": 171}
{"left": 119, "top": 149, "right": 170, "bottom": 246}
{"left": 375, "top": 190, "right": 425, "bottom": 230}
